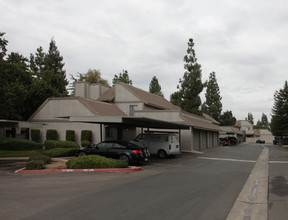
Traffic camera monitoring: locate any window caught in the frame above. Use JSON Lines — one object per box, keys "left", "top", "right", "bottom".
{"left": 129, "top": 105, "right": 138, "bottom": 116}
{"left": 105, "top": 127, "right": 114, "bottom": 139}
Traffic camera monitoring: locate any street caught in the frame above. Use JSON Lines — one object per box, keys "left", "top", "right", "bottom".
{"left": 0, "top": 144, "right": 287, "bottom": 220}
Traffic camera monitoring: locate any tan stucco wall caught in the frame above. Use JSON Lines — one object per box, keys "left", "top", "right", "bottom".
{"left": 33, "top": 99, "right": 94, "bottom": 120}
{"left": 40, "top": 122, "right": 101, "bottom": 145}
{"left": 115, "top": 84, "right": 140, "bottom": 102}
{"left": 115, "top": 103, "right": 143, "bottom": 116}
{"left": 134, "top": 111, "right": 183, "bottom": 122}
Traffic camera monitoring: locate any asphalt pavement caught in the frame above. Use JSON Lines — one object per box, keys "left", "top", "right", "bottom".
{"left": 1, "top": 144, "right": 288, "bottom": 219}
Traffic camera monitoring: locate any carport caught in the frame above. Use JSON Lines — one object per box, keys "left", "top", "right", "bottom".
{"left": 69, "top": 116, "right": 189, "bottom": 147}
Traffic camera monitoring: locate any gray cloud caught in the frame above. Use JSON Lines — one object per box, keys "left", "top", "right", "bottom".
{"left": 1, "top": 0, "right": 288, "bottom": 122}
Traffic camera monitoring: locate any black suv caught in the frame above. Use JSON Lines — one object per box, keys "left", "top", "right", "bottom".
{"left": 76, "top": 141, "right": 150, "bottom": 165}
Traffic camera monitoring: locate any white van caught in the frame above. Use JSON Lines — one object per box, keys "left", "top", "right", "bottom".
{"left": 131, "top": 132, "right": 180, "bottom": 158}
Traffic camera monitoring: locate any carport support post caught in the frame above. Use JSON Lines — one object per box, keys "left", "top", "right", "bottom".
{"left": 190, "top": 127, "right": 194, "bottom": 151}
{"left": 100, "top": 123, "right": 103, "bottom": 142}
{"left": 179, "top": 129, "right": 181, "bottom": 151}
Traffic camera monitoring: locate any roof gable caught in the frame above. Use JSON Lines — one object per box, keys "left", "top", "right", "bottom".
{"left": 116, "top": 82, "right": 180, "bottom": 110}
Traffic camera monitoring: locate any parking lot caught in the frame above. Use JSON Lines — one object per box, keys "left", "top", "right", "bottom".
{"left": 1, "top": 144, "right": 288, "bottom": 220}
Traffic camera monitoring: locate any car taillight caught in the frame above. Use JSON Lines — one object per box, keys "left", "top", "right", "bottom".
{"left": 169, "top": 145, "right": 171, "bottom": 150}
{"left": 133, "top": 150, "right": 142, "bottom": 154}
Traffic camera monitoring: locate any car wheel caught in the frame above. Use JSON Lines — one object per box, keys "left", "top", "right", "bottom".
{"left": 79, "top": 152, "right": 86, "bottom": 156}
{"left": 119, "top": 154, "right": 129, "bottom": 163}
{"left": 158, "top": 150, "right": 167, "bottom": 159}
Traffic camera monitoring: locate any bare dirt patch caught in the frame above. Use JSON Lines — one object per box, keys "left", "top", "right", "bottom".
{"left": 45, "top": 160, "right": 67, "bottom": 169}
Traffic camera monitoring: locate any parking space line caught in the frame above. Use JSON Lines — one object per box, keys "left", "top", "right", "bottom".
{"left": 198, "top": 157, "right": 256, "bottom": 163}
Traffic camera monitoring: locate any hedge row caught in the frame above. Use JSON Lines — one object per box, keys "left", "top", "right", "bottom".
{"left": 66, "top": 155, "right": 128, "bottom": 169}
{"left": 44, "top": 148, "right": 78, "bottom": 157}
{"left": 0, "top": 138, "right": 43, "bottom": 151}
{"left": 44, "top": 140, "right": 79, "bottom": 150}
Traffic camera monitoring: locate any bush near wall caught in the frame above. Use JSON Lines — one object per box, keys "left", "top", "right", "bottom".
{"left": 31, "top": 129, "right": 41, "bottom": 143}
{"left": 66, "top": 155, "right": 128, "bottom": 169}
{"left": 44, "top": 140, "right": 79, "bottom": 150}
{"left": 46, "top": 129, "right": 58, "bottom": 141}
{"left": 0, "top": 138, "right": 43, "bottom": 151}
{"left": 81, "top": 130, "right": 92, "bottom": 142}
{"left": 66, "top": 130, "right": 76, "bottom": 142}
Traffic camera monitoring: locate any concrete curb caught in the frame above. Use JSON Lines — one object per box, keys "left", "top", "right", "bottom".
{"left": 226, "top": 147, "right": 269, "bottom": 220}
{"left": 16, "top": 166, "right": 142, "bottom": 173}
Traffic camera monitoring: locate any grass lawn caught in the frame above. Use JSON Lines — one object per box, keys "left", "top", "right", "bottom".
{"left": 0, "top": 150, "right": 43, "bottom": 158}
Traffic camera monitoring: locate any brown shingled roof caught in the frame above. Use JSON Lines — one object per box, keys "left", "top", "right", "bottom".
{"left": 202, "top": 113, "right": 220, "bottom": 125}
{"left": 118, "top": 82, "right": 180, "bottom": 110}
{"left": 181, "top": 114, "right": 220, "bottom": 131}
{"left": 78, "top": 97, "right": 127, "bottom": 117}
{"left": 97, "top": 87, "right": 115, "bottom": 102}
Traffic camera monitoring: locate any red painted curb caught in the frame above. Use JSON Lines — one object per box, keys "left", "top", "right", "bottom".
{"left": 17, "top": 167, "right": 142, "bottom": 173}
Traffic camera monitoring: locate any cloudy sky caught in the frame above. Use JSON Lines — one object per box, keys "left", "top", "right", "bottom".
{"left": 1, "top": 0, "right": 288, "bottom": 122}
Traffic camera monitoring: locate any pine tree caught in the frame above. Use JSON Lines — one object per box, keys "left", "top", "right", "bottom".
{"left": 112, "top": 70, "right": 132, "bottom": 85}
{"left": 149, "top": 76, "right": 164, "bottom": 97}
{"left": 254, "top": 113, "right": 270, "bottom": 129}
{"left": 201, "top": 72, "right": 222, "bottom": 120}
{"left": 271, "top": 81, "right": 288, "bottom": 136}
{"left": 43, "top": 38, "right": 68, "bottom": 96}
{"left": 170, "top": 38, "right": 203, "bottom": 115}
{"left": 245, "top": 113, "right": 254, "bottom": 125}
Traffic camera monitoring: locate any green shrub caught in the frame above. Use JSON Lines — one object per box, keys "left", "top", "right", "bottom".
{"left": 44, "top": 148, "right": 77, "bottom": 157}
{"left": 81, "top": 140, "right": 91, "bottom": 148}
{"left": 81, "top": 130, "right": 92, "bottom": 142}
{"left": 0, "top": 138, "right": 43, "bottom": 151}
{"left": 66, "top": 155, "right": 128, "bottom": 169}
{"left": 25, "top": 160, "right": 45, "bottom": 170}
{"left": 44, "top": 140, "right": 79, "bottom": 150}
{"left": 29, "top": 154, "right": 51, "bottom": 164}
{"left": 31, "top": 129, "right": 41, "bottom": 143}
{"left": 66, "top": 130, "right": 75, "bottom": 142}
{"left": 46, "top": 129, "right": 58, "bottom": 141}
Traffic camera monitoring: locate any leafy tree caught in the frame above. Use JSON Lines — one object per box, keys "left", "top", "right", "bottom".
{"left": 271, "top": 81, "right": 288, "bottom": 136}
{"left": 0, "top": 51, "right": 32, "bottom": 120}
{"left": 219, "top": 110, "right": 236, "bottom": 126}
{"left": 254, "top": 113, "right": 270, "bottom": 129}
{"left": 170, "top": 91, "right": 182, "bottom": 108}
{"left": 245, "top": 113, "right": 254, "bottom": 125}
{"left": 69, "top": 69, "right": 110, "bottom": 94}
{"left": 112, "top": 70, "right": 132, "bottom": 85}
{"left": 170, "top": 38, "right": 203, "bottom": 115}
{"left": 201, "top": 72, "right": 222, "bottom": 121}
{"left": 149, "top": 76, "right": 164, "bottom": 97}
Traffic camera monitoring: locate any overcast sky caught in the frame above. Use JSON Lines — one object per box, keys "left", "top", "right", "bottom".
{"left": 2, "top": 0, "right": 288, "bottom": 123}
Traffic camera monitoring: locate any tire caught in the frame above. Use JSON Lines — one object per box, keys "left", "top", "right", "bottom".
{"left": 158, "top": 150, "right": 167, "bottom": 159}
{"left": 119, "top": 154, "right": 130, "bottom": 163}
{"left": 79, "top": 152, "right": 86, "bottom": 156}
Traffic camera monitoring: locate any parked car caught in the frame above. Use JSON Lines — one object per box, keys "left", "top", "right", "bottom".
{"left": 256, "top": 139, "right": 265, "bottom": 144}
{"left": 76, "top": 141, "right": 150, "bottom": 165}
{"left": 220, "top": 137, "right": 230, "bottom": 146}
{"left": 227, "top": 136, "right": 239, "bottom": 145}
{"left": 130, "top": 132, "right": 180, "bottom": 158}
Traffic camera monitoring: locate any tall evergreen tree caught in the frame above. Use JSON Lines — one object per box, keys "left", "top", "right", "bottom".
{"left": 149, "top": 76, "right": 164, "bottom": 97}
{"left": 112, "top": 70, "right": 132, "bottom": 85}
{"left": 201, "top": 72, "right": 222, "bottom": 120}
{"left": 170, "top": 38, "right": 203, "bottom": 115}
{"left": 254, "top": 113, "right": 270, "bottom": 129}
{"left": 43, "top": 38, "right": 68, "bottom": 96}
{"left": 30, "top": 46, "right": 45, "bottom": 79}
{"left": 245, "top": 113, "right": 254, "bottom": 125}
{"left": 271, "top": 81, "right": 288, "bottom": 136}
